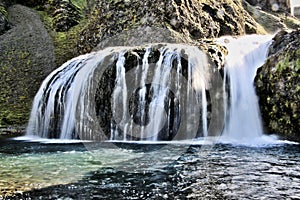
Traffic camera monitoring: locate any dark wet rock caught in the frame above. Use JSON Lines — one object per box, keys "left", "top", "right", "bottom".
{"left": 255, "top": 30, "right": 300, "bottom": 142}
{"left": 14, "top": 0, "right": 46, "bottom": 7}
{"left": 77, "top": 0, "right": 266, "bottom": 54}
{"left": 49, "top": 0, "right": 82, "bottom": 32}
{"left": 0, "top": 4, "right": 55, "bottom": 126}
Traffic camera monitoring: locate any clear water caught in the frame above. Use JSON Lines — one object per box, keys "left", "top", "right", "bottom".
{"left": 1, "top": 136, "right": 299, "bottom": 199}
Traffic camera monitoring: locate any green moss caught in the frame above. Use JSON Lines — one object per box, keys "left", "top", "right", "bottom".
{"left": 38, "top": 6, "right": 87, "bottom": 66}
{"left": 0, "top": 49, "right": 34, "bottom": 126}
{"left": 72, "top": 0, "right": 87, "bottom": 10}
{"left": 0, "top": 5, "right": 7, "bottom": 17}
{"left": 52, "top": 21, "right": 86, "bottom": 66}
{"left": 258, "top": 49, "right": 300, "bottom": 141}
{"left": 37, "top": 10, "right": 53, "bottom": 30}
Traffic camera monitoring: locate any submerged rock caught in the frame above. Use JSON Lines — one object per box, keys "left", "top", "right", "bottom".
{"left": 255, "top": 30, "right": 300, "bottom": 142}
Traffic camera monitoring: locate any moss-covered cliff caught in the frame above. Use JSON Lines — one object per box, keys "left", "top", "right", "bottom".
{"left": 255, "top": 30, "right": 300, "bottom": 141}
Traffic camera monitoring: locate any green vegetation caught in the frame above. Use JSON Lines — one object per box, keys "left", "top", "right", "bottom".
{"left": 257, "top": 46, "right": 300, "bottom": 141}
{"left": 0, "top": 50, "right": 34, "bottom": 127}
{"left": 38, "top": 0, "right": 88, "bottom": 66}
{"left": 0, "top": 5, "right": 7, "bottom": 17}
{"left": 71, "top": 0, "right": 87, "bottom": 9}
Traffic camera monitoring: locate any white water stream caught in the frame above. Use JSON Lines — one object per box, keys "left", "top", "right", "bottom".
{"left": 217, "top": 35, "right": 275, "bottom": 145}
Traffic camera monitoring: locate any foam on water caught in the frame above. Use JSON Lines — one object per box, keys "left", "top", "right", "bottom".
{"left": 12, "top": 136, "right": 91, "bottom": 144}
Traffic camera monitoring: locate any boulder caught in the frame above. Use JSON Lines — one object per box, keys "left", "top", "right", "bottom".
{"left": 255, "top": 30, "right": 300, "bottom": 142}
{"left": 0, "top": 5, "right": 55, "bottom": 126}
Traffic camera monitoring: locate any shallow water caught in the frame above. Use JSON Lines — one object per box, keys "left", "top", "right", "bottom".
{"left": 0, "top": 136, "right": 300, "bottom": 199}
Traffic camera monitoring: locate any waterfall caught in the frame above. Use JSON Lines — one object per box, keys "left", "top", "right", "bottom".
{"left": 217, "top": 35, "right": 274, "bottom": 145}
{"left": 26, "top": 44, "right": 213, "bottom": 141}
{"left": 26, "top": 35, "right": 275, "bottom": 144}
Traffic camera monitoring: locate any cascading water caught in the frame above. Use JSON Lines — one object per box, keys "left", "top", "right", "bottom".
{"left": 26, "top": 44, "right": 215, "bottom": 141}
{"left": 26, "top": 35, "right": 275, "bottom": 144}
{"left": 217, "top": 35, "right": 275, "bottom": 145}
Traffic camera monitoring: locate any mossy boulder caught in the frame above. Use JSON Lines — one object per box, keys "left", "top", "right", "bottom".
{"left": 77, "top": 0, "right": 266, "bottom": 54}
{"left": 255, "top": 30, "right": 300, "bottom": 142}
{"left": 0, "top": 4, "right": 55, "bottom": 127}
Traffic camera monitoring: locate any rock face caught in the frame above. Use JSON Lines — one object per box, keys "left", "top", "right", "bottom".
{"left": 48, "top": 0, "right": 82, "bottom": 32}
{"left": 246, "top": 0, "right": 288, "bottom": 12}
{"left": 255, "top": 30, "right": 300, "bottom": 142}
{"left": 77, "top": 0, "right": 266, "bottom": 54}
{"left": 0, "top": 5, "right": 55, "bottom": 126}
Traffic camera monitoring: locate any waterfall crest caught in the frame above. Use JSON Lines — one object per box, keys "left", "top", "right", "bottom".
{"left": 26, "top": 44, "right": 218, "bottom": 141}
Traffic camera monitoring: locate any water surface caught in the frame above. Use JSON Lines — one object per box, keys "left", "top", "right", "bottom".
{"left": 0, "top": 136, "right": 300, "bottom": 199}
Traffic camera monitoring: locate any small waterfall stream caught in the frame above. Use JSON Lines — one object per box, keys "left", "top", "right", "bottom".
{"left": 218, "top": 35, "right": 274, "bottom": 145}
{"left": 26, "top": 35, "right": 275, "bottom": 144}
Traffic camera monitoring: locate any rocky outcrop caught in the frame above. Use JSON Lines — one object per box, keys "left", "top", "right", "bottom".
{"left": 0, "top": 4, "right": 55, "bottom": 126}
{"left": 255, "top": 30, "right": 300, "bottom": 142}
{"left": 48, "top": 0, "right": 82, "bottom": 32}
{"left": 77, "top": 0, "right": 266, "bottom": 54}
{"left": 246, "top": 0, "right": 289, "bottom": 12}
{"left": 243, "top": 1, "right": 287, "bottom": 32}
{"left": 243, "top": 0, "right": 300, "bottom": 32}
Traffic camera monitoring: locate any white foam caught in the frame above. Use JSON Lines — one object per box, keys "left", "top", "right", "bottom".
{"left": 12, "top": 136, "right": 91, "bottom": 144}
